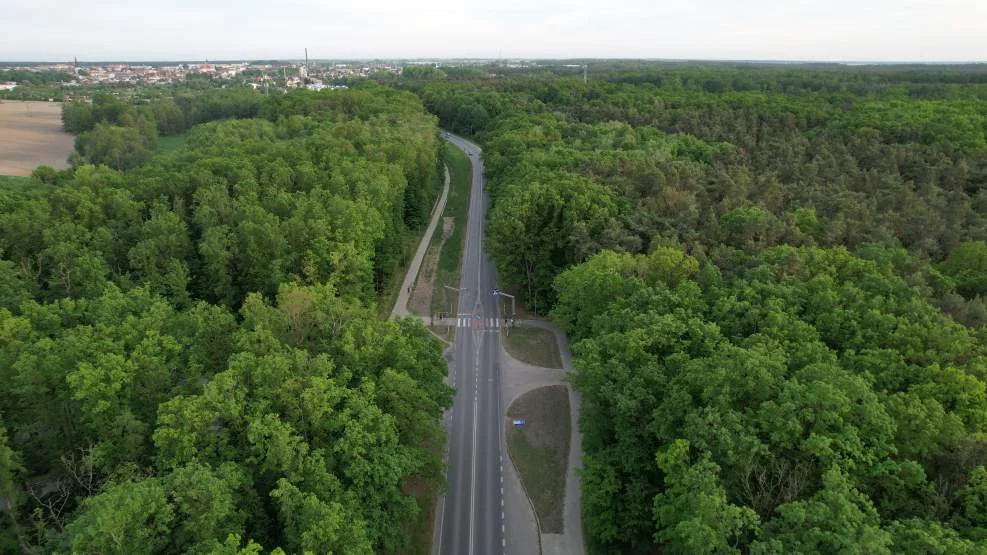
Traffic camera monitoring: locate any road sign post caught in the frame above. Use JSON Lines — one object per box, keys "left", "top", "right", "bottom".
{"left": 492, "top": 290, "right": 517, "bottom": 335}
{"left": 442, "top": 283, "right": 468, "bottom": 322}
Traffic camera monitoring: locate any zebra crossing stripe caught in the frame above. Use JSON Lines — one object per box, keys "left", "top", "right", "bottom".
{"left": 451, "top": 316, "right": 511, "bottom": 329}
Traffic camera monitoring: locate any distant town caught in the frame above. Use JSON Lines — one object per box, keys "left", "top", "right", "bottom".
{"left": 0, "top": 60, "right": 405, "bottom": 90}
{"left": 0, "top": 59, "right": 537, "bottom": 94}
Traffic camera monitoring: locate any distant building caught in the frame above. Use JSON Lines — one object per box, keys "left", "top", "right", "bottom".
{"left": 0, "top": 82, "right": 17, "bottom": 91}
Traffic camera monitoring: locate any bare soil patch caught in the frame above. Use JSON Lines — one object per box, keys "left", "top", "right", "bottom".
{"left": 0, "top": 101, "right": 74, "bottom": 176}
{"left": 410, "top": 243, "right": 441, "bottom": 317}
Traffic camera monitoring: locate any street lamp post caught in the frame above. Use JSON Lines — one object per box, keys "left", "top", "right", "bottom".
{"left": 492, "top": 289, "right": 517, "bottom": 336}
{"left": 439, "top": 283, "right": 467, "bottom": 326}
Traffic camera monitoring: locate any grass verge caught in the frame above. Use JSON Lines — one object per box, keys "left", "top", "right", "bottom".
{"left": 380, "top": 143, "right": 456, "bottom": 555}
{"left": 506, "top": 385, "right": 571, "bottom": 533}
{"left": 425, "top": 142, "right": 471, "bottom": 340}
{"left": 376, "top": 156, "right": 445, "bottom": 319}
{"left": 398, "top": 476, "right": 439, "bottom": 555}
{"left": 398, "top": 140, "right": 472, "bottom": 553}
{"left": 502, "top": 327, "right": 563, "bottom": 369}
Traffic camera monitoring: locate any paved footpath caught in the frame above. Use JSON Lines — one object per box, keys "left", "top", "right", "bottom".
{"left": 501, "top": 352, "right": 561, "bottom": 555}
{"left": 502, "top": 320, "right": 585, "bottom": 555}
{"left": 390, "top": 164, "right": 450, "bottom": 321}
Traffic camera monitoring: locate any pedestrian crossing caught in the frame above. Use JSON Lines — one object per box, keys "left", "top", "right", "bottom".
{"left": 451, "top": 316, "right": 506, "bottom": 329}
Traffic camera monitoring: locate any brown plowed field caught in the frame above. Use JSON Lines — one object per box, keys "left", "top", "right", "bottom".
{"left": 0, "top": 101, "right": 74, "bottom": 176}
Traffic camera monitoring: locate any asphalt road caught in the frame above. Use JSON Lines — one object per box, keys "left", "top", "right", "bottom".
{"left": 435, "top": 132, "right": 506, "bottom": 555}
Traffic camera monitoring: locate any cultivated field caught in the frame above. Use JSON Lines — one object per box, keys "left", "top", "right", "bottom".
{"left": 0, "top": 101, "right": 74, "bottom": 176}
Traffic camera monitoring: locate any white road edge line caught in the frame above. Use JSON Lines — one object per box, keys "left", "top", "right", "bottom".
{"left": 434, "top": 494, "right": 444, "bottom": 555}
{"left": 468, "top": 310, "right": 481, "bottom": 553}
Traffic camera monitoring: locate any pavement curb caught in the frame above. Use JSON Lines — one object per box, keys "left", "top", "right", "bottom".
{"left": 501, "top": 321, "right": 586, "bottom": 555}
{"left": 503, "top": 413, "right": 545, "bottom": 555}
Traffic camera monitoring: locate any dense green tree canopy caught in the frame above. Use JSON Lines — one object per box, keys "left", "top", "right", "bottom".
{"left": 411, "top": 64, "right": 987, "bottom": 553}
{"left": 555, "top": 246, "right": 987, "bottom": 552}
{"left": 0, "top": 86, "right": 450, "bottom": 553}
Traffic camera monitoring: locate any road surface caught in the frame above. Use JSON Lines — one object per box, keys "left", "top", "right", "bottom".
{"left": 435, "top": 132, "right": 507, "bottom": 555}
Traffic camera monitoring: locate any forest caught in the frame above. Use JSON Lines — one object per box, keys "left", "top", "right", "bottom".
{"left": 410, "top": 64, "right": 987, "bottom": 552}
{"left": 5, "top": 62, "right": 987, "bottom": 554}
{"left": 0, "top": 85, "right": 451, "bottom": 553}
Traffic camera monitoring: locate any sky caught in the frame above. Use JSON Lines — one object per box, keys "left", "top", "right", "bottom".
{"left": 1, "top": 0, "right": 985, "bottom": 62}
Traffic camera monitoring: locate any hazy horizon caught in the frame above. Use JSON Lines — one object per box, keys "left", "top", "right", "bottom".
{"left": 2, "top": 57, "right": 987, "bottom": 66}
{"left": 2, "top": 0, "right": 985, "bottom": 63}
